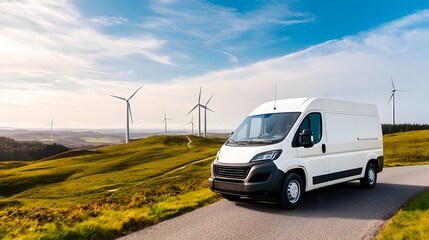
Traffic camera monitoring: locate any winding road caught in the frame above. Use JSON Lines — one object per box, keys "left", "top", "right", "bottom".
{"left": 120, "top": 165, "right": 429, "bottom": 240}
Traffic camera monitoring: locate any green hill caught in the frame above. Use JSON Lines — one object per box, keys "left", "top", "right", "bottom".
{"left": 0, "top": 135, "right": 225, "bottom": 240}
{"left": 383, "top": 130, "right": 429, "bottom": 166}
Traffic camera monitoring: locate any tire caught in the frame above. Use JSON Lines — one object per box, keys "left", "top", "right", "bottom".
{"left": 360, "top": 163, "right": 377, "bottom": 189}
{"left": 221, "top": 193, "right": 241, "bottom": 201}
{"left": 279, "top": 172, "right": 304, "bottom": 209}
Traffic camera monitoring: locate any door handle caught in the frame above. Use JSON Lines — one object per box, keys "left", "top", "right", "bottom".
{"left": 322, "top": 144, "right": 326, "bottom": 153}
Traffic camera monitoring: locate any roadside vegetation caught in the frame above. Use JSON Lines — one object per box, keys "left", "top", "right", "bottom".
{"left": 377, "top": 189, "right": 429, "bottom": 240}
{"left": 378, "top": 129, "right": 429, "bottom": 240}
{"left": 0, "top": 135, "right": 224, "bottom": 239}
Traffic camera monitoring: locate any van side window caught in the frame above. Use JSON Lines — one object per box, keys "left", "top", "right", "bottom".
{"left": 294, "top": 113, "right": 322, "bottom": 146}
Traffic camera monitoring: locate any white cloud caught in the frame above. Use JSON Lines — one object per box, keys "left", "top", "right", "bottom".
{"left": 0, "top": 0, "right": 172, "bottom": 81}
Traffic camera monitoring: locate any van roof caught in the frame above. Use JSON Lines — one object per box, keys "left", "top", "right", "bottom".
{"left": 249, "top": 97, "right": 379, "bottom": 117}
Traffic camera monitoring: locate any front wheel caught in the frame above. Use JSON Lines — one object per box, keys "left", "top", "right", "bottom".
{"left": 360, "top": 163, "right": 377, "bottom": 189}
{"left": 279, "top": 172, "right": 304, "bottom": 209}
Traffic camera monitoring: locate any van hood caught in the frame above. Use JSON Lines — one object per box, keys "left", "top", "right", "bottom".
{"left": 217, "top": 143, "right": 283, "bottom": 164}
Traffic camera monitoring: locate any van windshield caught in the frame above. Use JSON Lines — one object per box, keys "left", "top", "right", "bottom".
{"left": 227, "top": 112, "right": 301, "bottom": 146}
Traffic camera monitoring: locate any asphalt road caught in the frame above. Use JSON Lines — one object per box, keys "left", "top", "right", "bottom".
{"left": 119, "top": 165, "right": 429, "bottom": 240}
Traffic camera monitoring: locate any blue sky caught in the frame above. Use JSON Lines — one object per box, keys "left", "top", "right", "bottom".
{"left": 70, "top": 0, "right": 429, "bottom": 81}
{"left": 1, "top": 0, "right": 429, "bottom": 131}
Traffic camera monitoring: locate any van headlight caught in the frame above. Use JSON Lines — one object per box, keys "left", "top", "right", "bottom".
{"left": 251, "top": 150, "right": 282, "bottom": 162}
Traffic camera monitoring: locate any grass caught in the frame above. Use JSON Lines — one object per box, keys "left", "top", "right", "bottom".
{"left": 377, "top": 189, "right": 429, "bottom": 240}
{"left": 383, "top": 130, "right": 429, "bottom": 167}
{"left": 0, "top": 135, "right": 224, "bottom": 239}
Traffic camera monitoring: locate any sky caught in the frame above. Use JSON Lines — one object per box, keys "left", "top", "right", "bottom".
{"left": 1, "top": 0, "right": 429, "bottom": 133}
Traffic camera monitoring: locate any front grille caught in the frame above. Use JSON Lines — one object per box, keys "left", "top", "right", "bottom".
{"left": 214, "top": 166, "right": 250, "bottom": 179}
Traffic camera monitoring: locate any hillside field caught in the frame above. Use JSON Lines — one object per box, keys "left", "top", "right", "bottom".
{"left": 383, "top": 130, "right": 429, "bottom": 166}
{"left": 0, "top": 135, "right": 225, "bottom": 239}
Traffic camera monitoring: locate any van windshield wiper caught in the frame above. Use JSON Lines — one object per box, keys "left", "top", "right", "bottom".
{"left": 248, "top": 140, "right": 273, "bottom": 144}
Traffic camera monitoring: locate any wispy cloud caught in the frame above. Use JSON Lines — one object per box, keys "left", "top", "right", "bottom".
{"left": 140, "top": 0, "right": 314, "bottom": 63}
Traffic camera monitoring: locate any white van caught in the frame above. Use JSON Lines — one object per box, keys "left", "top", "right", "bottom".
{"left": 209, "top": 97, "right": 383, "bottom": 209}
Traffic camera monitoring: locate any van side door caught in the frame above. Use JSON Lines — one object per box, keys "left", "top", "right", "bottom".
{"left": 293, "top": 112, "right": 329, "bottom": 190}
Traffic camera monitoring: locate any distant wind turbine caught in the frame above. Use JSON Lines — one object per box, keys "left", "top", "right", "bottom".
{"left": 187, "top": 87, "right": 204, "bottom": 137}
{"left": 49, "top": 118, "right": 54, "bottom": 140}
{"left": 161, "top": 110, "right": 172, "bottom": 135}
{"left": 187, "top": 115, "right": 197, "bottom": 135}
{"left": 202, "top": 94, "right": 214, "bottom": 137}
{"left": 110, "top": 85, "right": 143, "bottom": 143}
{"left": 388, "top": 77, "right": 410, "bottom": 125}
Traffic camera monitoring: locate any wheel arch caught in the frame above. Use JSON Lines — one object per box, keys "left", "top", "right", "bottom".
{"left": 283, "top": 168, "right": 307, "bottom": 192}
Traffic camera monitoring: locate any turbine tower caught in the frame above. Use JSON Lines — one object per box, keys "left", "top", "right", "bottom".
{"left": 110, "top": 85, "right": 143, "bottom": 143}
{"left": 49, "top": 118, "right": 54, "bottom": 140}
{"left": 161, "top": 110, "right": 172, "bottom": 135}
{"left": 388, "top": 77, "right": 410, "bottom": 125}
{"left": 187, "top": 115, "right": 197, "bottom": 135}
{"left": 202, "top": 95, "right": 214, "bottom": 137}
{"left": 187, "top": 87, "right": 204, "bottom": 136}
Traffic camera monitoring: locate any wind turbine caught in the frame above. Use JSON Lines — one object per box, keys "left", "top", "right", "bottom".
{"left": 187, "top": 115, "right": 197, "bottom": 135}
{"left": 49, "top": 118, "right": 54, "bottom": 140}
{"left": 161, "top": 110, "right": 172, "bottom": 135}
{"left": 202, "top": 94, "right": 214, "bottom": 137}
{"left": 187, "top": 87, "right": 204, "bottom": 137}
{"left": 110, "top": 85, "right": 143, "bottom": 143}
{"left": 388, "top": 77, "right": 410, "bottom": 125}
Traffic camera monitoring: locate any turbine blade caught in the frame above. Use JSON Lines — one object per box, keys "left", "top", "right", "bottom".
{"left": 186, "top": 105, "right": 198, "bottom": 116}
{"left": 128, "top": 103, "right": 134, "bottom": 124}
{"left": 198, "top": 86, "right": 202, "bottom": 104}
{"left": 128, "top": 85, "right": 143, "bottom": 100}
{"left": 206, "top": 94, "right": 214, "bottom": 105}
{"left": 110, "top": 95, "right": 126, "bottom": 101}
{"left": 206, "top": 107, "right": 214, "bottom": 112}
{"left": 396, "top": 89, "right": 412, "bottom": 92}
{"left": 391, "top": 76, "right": 395, "bottom": 89}
{"left": 388, "top": 93, "right": 394, "bottom": 104}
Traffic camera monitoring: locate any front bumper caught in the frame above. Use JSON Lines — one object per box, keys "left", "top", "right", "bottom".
{"left": 208, "top": 160, "right": 284, "bottom": 199}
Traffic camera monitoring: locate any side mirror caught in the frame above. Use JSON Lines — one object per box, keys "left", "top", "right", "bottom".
{"left": 230, "top": 132, "right": 234, "bottom": 136}
{"left": 299, "top": 129, "right": 314, "bottom": 148}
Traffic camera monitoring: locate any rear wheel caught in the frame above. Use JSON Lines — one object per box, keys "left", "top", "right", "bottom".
{"left": 360, "top": 163, "right": 377, "bottom": 189}
{"left": 221, "top": 194, "right": 241, "bottom": 201}
{"left": 279, "top": 172, "right": 304, "bottom": 209}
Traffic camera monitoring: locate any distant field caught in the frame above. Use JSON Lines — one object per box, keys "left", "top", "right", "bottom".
{"left": 383, "top": 130, "right": 429, "bottom": 166}
{"left": 83, "top": 137, "right": 121, "bottom": 144}
{"left": 0, "top": 135, "right": 225, "bottom": 239}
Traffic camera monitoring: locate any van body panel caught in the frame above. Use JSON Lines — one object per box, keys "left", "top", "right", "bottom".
{"left": 210, "top": 97, "right": 383, "bottom": 205}
{"left": 217, "top": 143, "right": 283, "bottom": 164}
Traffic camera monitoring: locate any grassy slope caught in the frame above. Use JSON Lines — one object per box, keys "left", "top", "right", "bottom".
{"left": 0, "top": 135, "right": 224, "bottom": 239}
{"left": 383, "top": 130, "right": 429, "bottom": 166}
{"left": 378, "top": 130, "right": 429, "bottom": 239}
